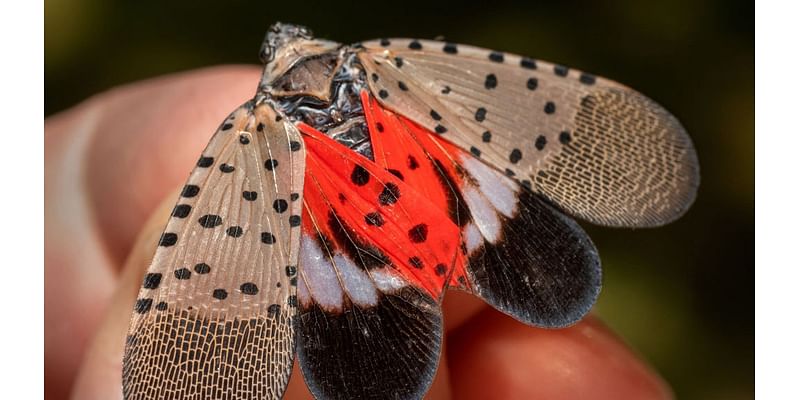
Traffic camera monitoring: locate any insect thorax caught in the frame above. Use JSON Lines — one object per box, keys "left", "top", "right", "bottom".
{"left": 259, "top": 24, "right": 373, "bottom": 159}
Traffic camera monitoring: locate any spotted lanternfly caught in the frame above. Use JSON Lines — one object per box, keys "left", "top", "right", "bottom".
{"left": 123, "top": 23, "right": 699, "bottom": 400}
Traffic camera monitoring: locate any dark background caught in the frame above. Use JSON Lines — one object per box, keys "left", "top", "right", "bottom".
{"left": 45, "top": 0, "right": 753, "bottom": 398}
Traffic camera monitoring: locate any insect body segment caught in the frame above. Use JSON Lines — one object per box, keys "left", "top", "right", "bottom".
{"left": 123, "top": 22, "right": 698, "bottom": 400}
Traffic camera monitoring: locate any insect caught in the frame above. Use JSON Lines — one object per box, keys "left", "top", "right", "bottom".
{"left": 122, "top": 23, "right": 699, "bottom": 400}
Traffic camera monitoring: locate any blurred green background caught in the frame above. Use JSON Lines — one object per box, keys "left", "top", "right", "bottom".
{"left": 45, "top": 0, "right": 753, "bottom": 398}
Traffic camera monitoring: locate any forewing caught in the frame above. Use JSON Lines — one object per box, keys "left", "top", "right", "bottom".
{"left": 122, "top": 102, "right": 305, "bottom": 399}
{"left": 358, "top": 39, "right": 699, "bottom": 227}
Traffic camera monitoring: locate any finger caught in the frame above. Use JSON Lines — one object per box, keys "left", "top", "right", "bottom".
{"left": 70, "top": 188, "right": 178, "bottom": 399}
{"left": 447, "top": 309, "right": 673, "bottom": 400}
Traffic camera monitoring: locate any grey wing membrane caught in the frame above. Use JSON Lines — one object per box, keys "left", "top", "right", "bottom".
{"left": 123, "top": 102, "right": 305, "bottom": 399}
{"left": 358, "top": 39, "right": 699, "bottom": 227}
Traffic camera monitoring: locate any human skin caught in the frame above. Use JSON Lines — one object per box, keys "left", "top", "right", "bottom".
{"left": 45, "top": 65, "right": 673, "bottom": 400}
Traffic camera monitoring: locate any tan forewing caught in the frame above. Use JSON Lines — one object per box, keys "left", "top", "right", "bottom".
{"left": 358, "top": 39, "right": 699, "bottom": 227}
{"left": 123, "top": 102, "right": 305, "bottom": 400}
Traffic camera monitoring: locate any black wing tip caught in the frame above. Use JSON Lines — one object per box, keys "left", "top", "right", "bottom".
{"left": 467, "top": 190, "right": 603, "bottom": 329}
{"left": 298, "top": 288, "right": 443, "bottom": 400}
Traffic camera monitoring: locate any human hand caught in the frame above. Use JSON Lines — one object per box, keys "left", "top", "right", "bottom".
{"left": 45, "top": 66, "right": 673, "bottom": 400}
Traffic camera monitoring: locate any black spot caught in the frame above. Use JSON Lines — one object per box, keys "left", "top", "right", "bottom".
{"left": 287, "top": 295, "right": 298, "bottom": 307}
{"left": 289, "top": 215, "right": 301, "bottom": 227}
{"left": 134, "top": 298, "right": 152, "bottom": 314}
{"left": 261, "top": 232, "right": 276, "bottom": 244}
{"left": 380, "top": 38, "right": 390, "bottom": 46}
{"left": 212, "top": 289, "right": 227, "bottom": 300}
{"left": 290, "top": 141, "right": 302, "bottom": 152}
{"left": 256, "top": 122, "right": 264, "bottom": 132}
{"left": 264, "top": 159, "right": 278, "bottom": 171}
{"left": 579, "top": 73, "right": 596, "bottom": 85}
{"left": 407, "top": 155, "right": 419, "bottom": 170}
{"left": 489, "top": 52, "right": 504, "bottom": 63}
{"left": 544, "top": 101, "right": 556, "bottom": 114}
{"left": 197, "top": 156, "right": 214, "bottom": 167}
{"left": 227, "top": 226, "right": 244, "bottom": 237}
{"left": 535, "top": 135, "right": 547, "bottom": 150}
{"left": 172, "top": 204, "right": 191, "bottom": 218}
{"left": 434, "top": 125, "right": 447, "bottom": 134}
{"left": 181, "top": 185, "right": 199, "bottom": 198}
{"left": 484, "top": 74, "right": 498, "bottom": 89}
{"left": 510, "top": 149, "right": 522, "bottom": 164}
{"left": 143, "top": 273, "right": 162, "bottom": 289}
{"left": 159, "top": 233, "right": 177, "bottom": 247}
{"left": 174, "top": 268, "right": 191, "bottom": 280}
{"left": 408, "top": 223, "right": 428, "bottom": 243}
{"left": 365, "top": 212, "right": 384, "bottom": 227}
{"left": 291, "top": 193, "right": 300, "bottom": 201}
{"left": 482, "top": 131, "right": 492, "bottom": 143}
{"left": 443, "top": 43, "right": 458, "bottom": 54}
{"left": 239, "top": 135, "right": 250, "bottom": 145}
{"left": 559, "top": 131, "right": 572, "bottom": 144}
{"left": 243, "top": 191, "right": 258, "bottom": 201}
{"left": 290, "top": 277, "right": 297, "bottom": 286}
{"left": 526, "top": 78, "right": 538, "bottom": 90}
{"left": 155, "top": 301, "right": 168, "bottom": 311}
{"left": 398, "top": 81, "right": 409, "bottom": 91}
{"left": 338, "top": 193, "right": 347, "bottom": 203}
{"left": 240, "top": 282, "right": 259, "bottom": 295}
{"left": 273, "top": 199, "right": 289, "bottom": 214}
{"left": 194, "top": 263, "right": 211, "bottom": 274}
{"left": 475, "top": 107, "right": 487, "bottom": 122}
{"left": 379, "top": 183, "right": 401, "bottom": 206}
{"left": 435, "top": 263, "right": 447, "bottom": 276}
{"left": 219, "top": 163, "right": 235, "bottom": 173}
{"left": 286, "top": 265, "right": 297, "bottom": 276}
{"left": 409, "top": 40, "right": 422, "bottom": 50}
{"left": 371, "top": 73, "right": 379, "bottom": 82}
{"left": 441, "top": 85, "right": 451, "bottom": 94}
{"left": 554, "top": 65, "right": 569, "bottom": 77}
{"left": 394, "top": 57, "right": 404, "bottom": 68}
{"left": 221, "top": 123, "right": 234, "bottom": 131}
{"left": 198, "top": 214, "right": 223, "bottom": 228}
{"left": 430, "top": 110, "right": 442, "bottom": 121}
{"left": 470, "top": 146, "right": 481, "bottom": 157}
{"left": 409, "top": 256, "right": 424, "bottom": 269}
{"left": 350, "top": 165, "right": 370, "bottom": 186}
{"left": 375, "top": 122, "right": 384, "bottom": 133}
{"left": 378, "top": 89, "right": 389, "bottom": 99}
{"left": 521, "top": 57, "right": 537, "bottom": 69}
{"left": 505, "top": 168, "right": 515, "bottom": 177}
{"left": 268, "top": 304, "right": 281, "bottom": 317}
{"left": 387, "top": 169, "right": 404, "bottom": 180}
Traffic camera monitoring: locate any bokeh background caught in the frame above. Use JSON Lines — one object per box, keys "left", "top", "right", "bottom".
{"left": 45, "top": 0, "right": 753, "bottom": 398}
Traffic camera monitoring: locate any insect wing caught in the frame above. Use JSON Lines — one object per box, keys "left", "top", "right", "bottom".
{"left": 358, "top": 39, "right": 699, "bottom": 227}
{"left": 363, "top": 92, "right": 601, "bottom": 328}
{"left": 122, "top": 102, "right": 305, "bottom": 399}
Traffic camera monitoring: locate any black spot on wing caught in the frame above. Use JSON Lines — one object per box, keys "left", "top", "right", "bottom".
{"left": 466, "top": 190, "right": 601, "bottom": 327}
{"left": 297, "top": 287, "right": 442, "bottom": 400}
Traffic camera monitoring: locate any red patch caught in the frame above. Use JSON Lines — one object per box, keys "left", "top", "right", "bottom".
{"left": 298, "top": 118, "right": 461, "bottom": 298}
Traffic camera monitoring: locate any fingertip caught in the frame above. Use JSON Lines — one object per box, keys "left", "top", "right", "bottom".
{"left": 448, "top": 310, "right": 672, "bottom": 400}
